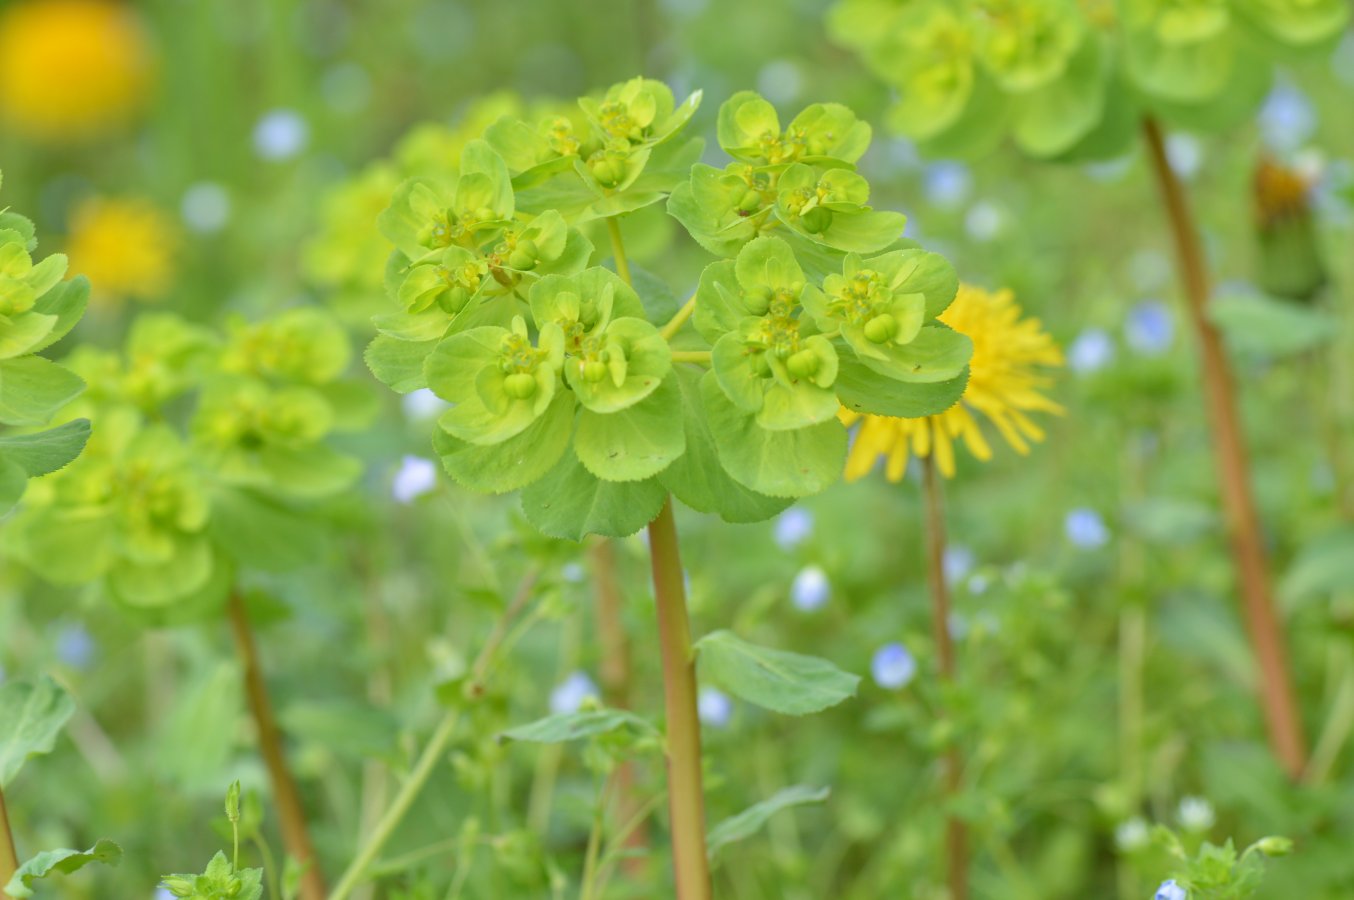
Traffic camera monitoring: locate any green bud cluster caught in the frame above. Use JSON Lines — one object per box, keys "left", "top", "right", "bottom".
{"left": 830, "top": 0, "right": 1349, "bottom": 159}
{"left": 366, "top": 83, "right": 974, "bottom": 540}
{"left": 161, "top": 851, "right": 263, "bottom": 900}
{"left": 8, "top": 302, "right": 367, "bottom": 621}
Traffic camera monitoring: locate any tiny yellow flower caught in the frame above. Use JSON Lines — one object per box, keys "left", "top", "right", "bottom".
{"left": 0, "top": 0, "right": 154, "bottom": 141}
{"left": 66, "top": 196, "right": 178, "bottom": 306}
{"left": 841, "top": 284, "right": 1063, "bottom": 481}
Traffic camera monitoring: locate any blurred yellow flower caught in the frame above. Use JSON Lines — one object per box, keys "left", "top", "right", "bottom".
{"left": 66, "top": 197, "right": 178, "bottom": 305}
{"left": 842, "top": 284, "right": 1063, "bottom": 481}
{"left": 0, "top": 0, "right": 153, "bottom": 141}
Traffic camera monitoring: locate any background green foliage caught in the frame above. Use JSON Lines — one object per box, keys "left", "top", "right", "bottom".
{"left": 1, "top": 0, "right": 1353, "bottom": 898}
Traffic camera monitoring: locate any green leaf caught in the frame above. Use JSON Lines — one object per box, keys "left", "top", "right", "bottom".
{"left": 519, "top": 451, "right": 667, "bottom": 540}
{"left": 431, "top": 389, "right": 575, "bottom": 494}
{"left": 659, "top": 367, "right": 791, "bottom": 524}
{"left": 0, "top": 677, "right": 76, "bottom": 786}
{"left": 5, "top": 840, "right": 122, "bottom": 898}
{"left": 1209, "top": 291, "right": 1334, "bottom": 357}
{"left": 836, "top": 358, "right": 969, "bottom": 418}
{"left": 0, "top": 457, "right": 23, "bottom": 514}
{"left": 573, "top": 374, "right": 685, "bottom": 481}
{"left": 1013, "top": 35, "right": 1109, "bottom": 159}
{"left": 695, "top": 630, "right": 860, "bottom": 715}
{"left": 0, "top": 357, "right": 85, "bottom": 426}
{"left": 29, "top": 275, "right": 90, "bottom": 353}
{"left": 1280, "top": 527, "right": 1354, "bottom": 610}
{"left": 708, "top": 786, "right": 831, "bottom": 857}
{"left": 365, "top": 335, "right": 439, "bottom": 393}
{"left": 700, "top": 372, "right": 845, "bottom": 498}
{"left": 498, "top": 708, "right": 659, "bottom": 744}
{"left": 0, "top": 418, "right": 90, "bottom": 476}
{"left": 207, "top": 487, "right": 328, "bottom": 572}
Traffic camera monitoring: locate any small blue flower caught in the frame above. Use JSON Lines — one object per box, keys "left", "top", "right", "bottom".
{"left": 560, "top": 562, "right": 586, "bottom": 583}
{"left": 924, "top": 162, "right": 972, "bottom": 209}
{"left": 253, "top": 109, "right": 310, "bottom": 161}
{"left": 872, "top": 643, "right": 916, "bottom": 690}
{"left": 154, "top": 887, "right": 175, "bottom": 900}
{"left": 401, "top": 388, "right": 450, "bottom": 421}
{"left": 180, "top": 182, "right": 231, "bottom": 234}
{"left": 774, "top": 508, "right": 814, "bottom": 550}
{"left": 1155, "top": 879, "right": 1187, "bottom": 900}
{"left": 1165, "top": 134, "right": 1203, "bottom": 180}
{"left": 549, "top": 671, "right": 599, "bottom": 715}
{"left": 1067, "top": 328, "right": 1115, "bottom": 374}
{"left": 943, "top": 544, "right": 974, "bottom": 587}
{"left": 392, "top": 455, "right": 438, "bottom": 504}
{"left": 697, "top": 687, "right": 733, "bottom": 728}
{"left": 1258, "top": 82, "right": 1316, "bottom": 152}
{"left": 964, "top": 202, "right": 1003, "bottom": 242}
{"left": 1125, "top": 300, "right": 1174, "bottom": 356}
{"left": 55, "top": 624, "right": 96, "bottom": 670}
{"left": 790, "top": 565, "right": 830, "bottom": 612}
{"left": 1065, "top": 508, "right": 1110, "bottom": 549}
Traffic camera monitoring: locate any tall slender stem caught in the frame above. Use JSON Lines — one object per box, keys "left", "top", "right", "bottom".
{"left": 589, "top": 540, "right": 648, "bottom": 872}
{"left": 228, "top": 592, "right": 326, "bottom": 900}
{"left": 606, "top": 218, "right": 633, "bottom": 285}
{"left": 1141, "top": 118, "right": 1308, "bottom": 778}
{"left": 1, "top": 785, "right": 19, "bottom": 888}
{"left": 646, "top": 498, "right": 712, "bottom": 900}
{"left": 921, "top": 457, "right": 968, "bottom": 900}
{"left": 328, "top": 569, "right": 539, "bottom": 900}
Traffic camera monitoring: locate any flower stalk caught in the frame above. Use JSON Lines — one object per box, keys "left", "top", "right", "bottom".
{"left": 1, "top": 785, "right": 19, "bottom": 889}
{"left": 1141, "top": 117, "right": 1307, "bottom": 778}
{"left": 227, "top": 592, "right": 327, "bottom": 900}
{"left": 646, "top": 498, "right": 713, "bottom": 900}
{"left": 921, "top": 456, "right": 968, "bottom": 900}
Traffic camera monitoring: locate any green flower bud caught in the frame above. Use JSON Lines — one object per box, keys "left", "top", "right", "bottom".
{"left": 1255, "top": 836, "right": 1294, "bottom": 857}
{"left": 474, "top": 206, "right": 496, "bottom": 222}
{"left": 745, "top": 285, "right": 773, "bottom": 315}
{"left": 801, "top": 206, "right": 833, "bottom": 234}
{"left": 161, "top": 876, "right": 195, "bottom": 897}
{"left": 504, "top": 372, "right": 539, "bottom": 399}
{"left": 583, "top": 359, "right": 608, "bottom": 383}
{"left": 736, "top": 189, "right": 762, "bottom": 214}
{"left": 438, "top": 285, "right": 471, "bottom": 314}
{"left": 508, "top": 238, "right": 539, "bottom": 270}
{"left": 786, "top": 348, "right": 820, "bottom": 378}
{"left": 591, "top": 158, "right": 623, "bottom": 187}
{"left": 863, "top": 313, "right": 898, "bottom": 344}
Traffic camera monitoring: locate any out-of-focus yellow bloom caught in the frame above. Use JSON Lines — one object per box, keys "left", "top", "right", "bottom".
{"left": 66, "top": 197, "right": 178, "bottom": 306}
{"left": 0, "top": 0, "right": 153, "bottom": 141}
{"left": 842, "top": 284, "right": 1063, "bottom": 481}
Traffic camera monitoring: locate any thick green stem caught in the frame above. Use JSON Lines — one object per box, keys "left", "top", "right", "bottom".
{"left": 1142, "top": 118, "right": 1308, "bottom": 779}
{"left": 660, "top": 294, "right": 699, "bottom": 342}
{"left": 328, "top": 569, "right": 539, "bottom": 900}
{"left": 921, "top": 458, "right": 968, "bottom": 900}
{"left": 646, "top": 498, "right": 712, "bottom": 900}
{"left": 606, "top": 218, "right": 632, "bottom": 285}
{"left": 228, "top": 592, "right": 326, "bottom": 900}
{"left": 1, "top": 785, "right": 18, "bottom": 889}
{"left": 670, "top": 351, "right": 711, "bottom": 365}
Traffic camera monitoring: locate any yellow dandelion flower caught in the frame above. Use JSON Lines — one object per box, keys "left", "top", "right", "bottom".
{"left": 66, "top": 197, "right": 178, "bottom": 306}
{"left": 0, "top": 0, "right": 153, "bottom": 141}
{"left": 841, "top": 284, "right": 1063, "bottom": 481}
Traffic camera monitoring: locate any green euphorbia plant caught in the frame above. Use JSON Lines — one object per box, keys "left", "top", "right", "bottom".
{"left": 829, "top": 0, "right": 1349, "bottom": 160}
{"left": 0, "top": 171, "right": 91, "bottom": 517}
{"left": 6, "top": 305, "right": 368, "bottom": 900}
{"left": 357, "top": 76, "right": 972, "bottom": 900}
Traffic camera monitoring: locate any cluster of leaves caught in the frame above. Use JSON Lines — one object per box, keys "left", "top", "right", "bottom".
{"left": 0, "top": 171, "right": 91, "bottom": 515}
{"left": 1153, "top": 824, "right": 1294, "bottom": 899}
{"left": 828, "top": 0, "right": 1350, "bottom": 159}
{"left": 366, "top": 78, "right": 972, "bottom": 540}
{"left": 6, "top": 307, "right": 369, "bottom": 620}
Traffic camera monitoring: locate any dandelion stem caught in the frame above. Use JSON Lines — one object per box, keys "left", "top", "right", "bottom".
{"left": 607, "top": 217, "right": 633, "bottom": 286}
{"left": 327, "top": 568, "right": 539, "bottom": 900}
{"left": 647, "top": 498, "right": 713, "bottom": 900}
{"left": 921, "top": 456, "right": 968, "bottom": 900}
{"left": 589, "top": 539, "right": 648, "bottom": 873}
{"left": 0, "top": 785, "right": 19, "bottom": 889}
{"left": 1142, "top": 118, "right": 1308, "bottom": 779}
{"left": 660, "top": 294, "right": 699, "bottom": 342}
{"left": 228, "top": 591, "right": 326, "bottom": 900}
